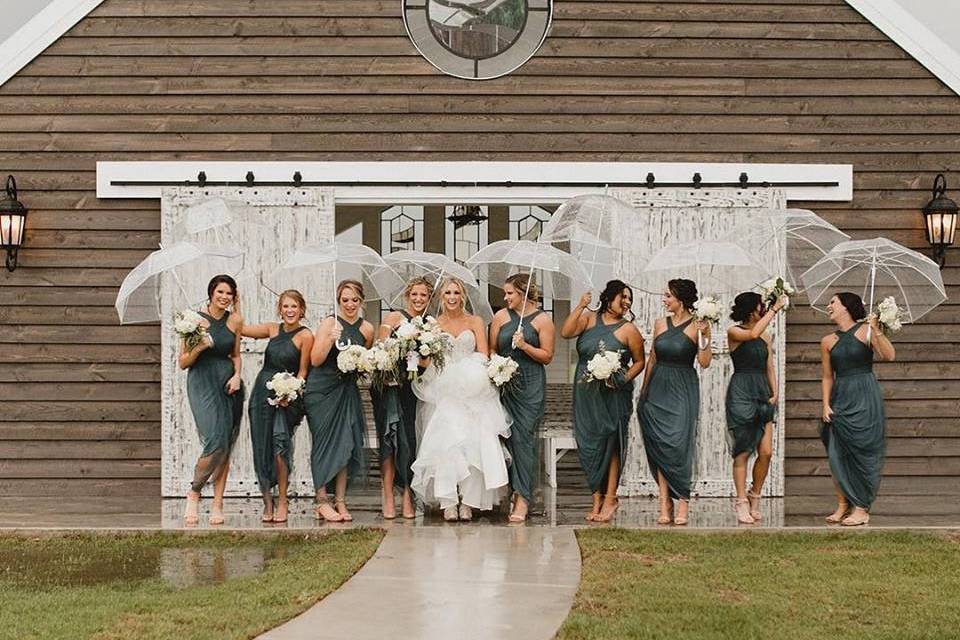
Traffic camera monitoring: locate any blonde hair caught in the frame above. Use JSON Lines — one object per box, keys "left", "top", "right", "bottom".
{"left": 505, "top": 273, "right": 539, "bottom": 303}
{"left": 439, "top": 276, "right": 467, "bottom": 312}
{"left": 336, "top": 279, "right": 365, "bottom": 303}
{"left": 277, "top": 289, "right": 307, "bottom": 320}
{"left": 404, "top": 276, "right": 434, "bottom": 301}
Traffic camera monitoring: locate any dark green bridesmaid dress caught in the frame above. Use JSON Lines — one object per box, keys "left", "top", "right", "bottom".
{"left": 573, "top": 315, "right": 633, "bottom": 493}
{"left": 370, "top": 310, "right": 419, "bottom": 490}
{"left": 248, "top": 324, "right": 308, "bottom": 497}
{"left": 186, "top": 311, "right": 244, "bottom": 492}
{"left": 821, "top": 323, "right": 886, "bottom": 509}
{"left": 304, "top": 316, "right": 367, "bottom": 492}
{"left": 725, "top": 336, "right": 776, "bottom": 458}
{"left": 638, "top": 317, "right": 699, "bottom": 500}
{"left": 497, "top": 309, "right": 547, "bottom": 504}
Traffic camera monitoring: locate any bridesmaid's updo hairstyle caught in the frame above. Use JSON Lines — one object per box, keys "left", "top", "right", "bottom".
{"left": 277, "top": 289, "right": 307, "bottom": 320}
{"left": 403, "top": 276, "right": 434, "bottom": 300}
{"left": 598, "top": 279, "right": 633, "bottom": 318}
{"left": 337, "top": 279, "right": 365, "bottom": 303}
{"left": 730, "top": 292, "right": 763, "bottom": 323}
{"left": 505, "top": 273, "right": 539, "bottom": 302}
{"left": 835, "top": 291, "right": 867, "bottom": 321}
{"left": 207, "top": 274, "right": 237, "bottom": 300}
{"left": 668, "top": 278, "right": 698, "bottom": 312}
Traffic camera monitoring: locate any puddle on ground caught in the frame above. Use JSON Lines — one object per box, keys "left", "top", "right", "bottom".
{"left": 0, "top": 545, "right": 288, "bottom": 589}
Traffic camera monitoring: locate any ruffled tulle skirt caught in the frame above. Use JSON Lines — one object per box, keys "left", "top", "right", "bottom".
{"left": 411, "top": 353, "right": 512, "bottom": 510}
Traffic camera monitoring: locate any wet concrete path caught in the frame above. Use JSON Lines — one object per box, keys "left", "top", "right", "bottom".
{"left": 257, "top": 525, "right": 581, "bottom": 640}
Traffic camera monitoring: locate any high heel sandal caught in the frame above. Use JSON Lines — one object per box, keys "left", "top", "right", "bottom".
{"left": 840, "top": 508, "right": 870, "bottom": 527}
{"left": 272, "top": 499, "right": 288, "bottom": 523}
{"left": 595, "top": 498, "right": 619, "bottom": 523}
{"left": 183, "top": 492, "right": 200, "bottom": 525}
{"left": 209, "top": 501, "right": 225, "bottom": 526}
{"left": 673, "top": 499, "right": 689, "bottom": 526}
{"left": 825, "top": 502, "right": 849, "bottom": 524}
{"left": 314, "top": 500, "right": 343, "bottom": 522}
{"left": 746, "top": 487, "right": 762, "bottom": 521}
{"left": 335, "top": 498, "right": 354, "bottom": 522}
{"left": 734, "top": 498, "right": 755, "bottom": 525}
{"left": 657, "top": 499, "right": 673, "bottom": 525}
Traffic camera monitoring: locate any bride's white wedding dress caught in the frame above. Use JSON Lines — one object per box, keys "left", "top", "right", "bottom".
{"left": 411, "top": 330, "right": 511, "bottom": 510}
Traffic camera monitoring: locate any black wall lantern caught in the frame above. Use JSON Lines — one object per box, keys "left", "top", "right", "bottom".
{"left": 0, "top": 175, "right": 28, "bottom": 272}
{"left": 922, "top": 174, "right": 958, "bottom": 268}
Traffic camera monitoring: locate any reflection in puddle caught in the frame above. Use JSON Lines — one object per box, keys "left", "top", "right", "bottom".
{"left": 160, "top": 547, "right": 284, "bottom": 588}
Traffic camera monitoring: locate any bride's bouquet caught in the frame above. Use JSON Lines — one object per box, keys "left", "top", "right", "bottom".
{"left": 364, "top": 337, "right": 403, "bottom": 389}
{"left": 875, "top": 296, "right": 903, "bottom": 335}
{"left": 692, "top": 295, "right": 722, "bottom": 325}
{"left": 395, "top": 315, "right": 453, "bottom": 379}
{"left": 173, "top": 309, "right": 209, "bottom": 350}
{"left": 265, "top": 371, "right": 305, "bottom": 406}
{"left": 487, "top": 353, "right": 520, "bottom": 394}
{"left": 336, "top": 343, "right": 370, "bottom": 378}
{"left": 582, "top": 340, "right": 624, "bottom": 389}
{"left": 758, "top": 276, "right": 796, "bottom": 309}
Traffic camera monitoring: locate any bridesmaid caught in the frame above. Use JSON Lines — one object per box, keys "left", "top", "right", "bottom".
{"left": 372, "top": 276, "right": 433, "bottom": 520}
{"left": 243, "top": 290, "right": 313, "bottom": 524}
{"left": 490, "top": 273, "right": 556, "bottom": 523}
{"left": 820, "top": 292, "right": 895, "bottom": 526}
{"left": 561, "top": 279, "right": 645, "bottom": 523}
{"left": 638, "top": 278, "right": 711, "bottom": 526}
{"left": 725, "top": 291, "right": 786, "bottom": 524}
{"left": 178, "top": 274, "right": 245, "bottom": 526}
{"left": 305, "top": 279, "right": 375, "bottom": 522}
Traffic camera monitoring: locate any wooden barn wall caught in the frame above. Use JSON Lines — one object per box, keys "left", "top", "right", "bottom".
{"left": 0, "top": 0, "right": 957, "bottom": 516}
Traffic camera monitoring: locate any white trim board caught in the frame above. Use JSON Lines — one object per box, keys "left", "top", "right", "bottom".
{"left": 0, "top": 0, "right": 106, "bottom": 88}
{"left": 97, "top": 161, "right": 853, "bottom": 203}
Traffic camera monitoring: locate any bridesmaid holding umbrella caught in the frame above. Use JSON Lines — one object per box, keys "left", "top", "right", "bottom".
{"left": 178, "top": 275, "right": 245, "bottom": 526}
{"left": 371, "top": 276, "right": 433, "bottom": 520}
{"left": 305, "top": 280, "right": 375, "bottom": 522}
{"left": 820, "top": 292, "right": 895, "bottom": 526}
{"left": 561, "top": 279, "right": 645, "bottom": 523}
{"left": 490, "top": 273, "right": 556, "bottom": 523}
{"left": 243, "top": 290, "right": 313, "bottom": 524}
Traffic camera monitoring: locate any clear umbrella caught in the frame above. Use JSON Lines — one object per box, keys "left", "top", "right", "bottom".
{"left": 721, "top": 208, "right": 850, "bottom": 299}
{"left": 377, "top": 250, "right": 493, "bottom": 321}
{"left": 115, "top": 241, "right": 244, "bottom": 324}
{"left": 636, "top": 240, "right": 773, "bottom": 296}
{"left": 800, "top": 237, "right": 947, "bottom": 338}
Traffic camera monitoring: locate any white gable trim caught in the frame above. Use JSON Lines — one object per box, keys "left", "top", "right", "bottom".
{"left": 846, "top": 0, "right": 960, "bottom": 96}
{"left": 0, "top": 0, "right": 106, "bottom": 88}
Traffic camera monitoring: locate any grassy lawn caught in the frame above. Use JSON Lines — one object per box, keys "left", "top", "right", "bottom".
{"left": 0, "top": 529, "right": 383, "bottom": 640}
{"left": 560, "top": 529, "right": 960, "bottom": 640}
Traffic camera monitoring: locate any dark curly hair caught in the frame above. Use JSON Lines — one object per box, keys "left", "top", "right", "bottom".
{"left": 598, "top": 279, "right": 633, "bottom": 319}
{"left": 668, "top": 278, "right": 698, "bottom": 312}
{"left": 835, "top": 291, "right": 866, "bottom": 321}
{"left": 207, "top": 274, "right": 237, "bottom": 300}
{"left": 730, "top": 291, "right": 763, "bottom": 323}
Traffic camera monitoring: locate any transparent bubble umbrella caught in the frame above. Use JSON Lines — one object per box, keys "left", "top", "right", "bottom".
{"left": 115, "top": 241, "right": 244, "bottom": 324}
{"left": 377, "top": 250, "right": 493, "bottom": 322}
{"left": 466, "top": 239, "right": 593, "bottom": 327}
{"left": 721, "top": 208, "right": 850, "bottom": 300}
{"left": 636, "top": 240, "right": 773, "bottom": 296}
{"left": 800, "top": 237, "right": 947, "bottom": 338}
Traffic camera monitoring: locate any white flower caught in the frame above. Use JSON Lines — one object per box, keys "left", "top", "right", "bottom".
{"left": 336, "top": 344, "right": 368, "bottom": 374}
{"left": 173, "top": 309, "right": 208, "bottom": 350}
{"left": 758, "top": 275, "right": 795, "bottom": 309}
{"left": 582, "top": 340, "right": 623, "bottom": 384}
{"left": 266, "top": 371, "right": 305, "bottom": 405}
{"left": 875, "top": 296, "right": 903, "bottom": 334}
{"left": 693, "top": 295, "right": 722, "bottom": 324}
{"left": 487, "top": 354, "right": 519, "bottom": 388}
{"left": 395, "top": 321, "right": 418, "bottom": 339}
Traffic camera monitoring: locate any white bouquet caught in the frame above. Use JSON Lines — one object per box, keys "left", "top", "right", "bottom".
{"left": 336, "top": 343, "right": 369, "bottom": 377}
{"left": 582, "top": 340, "right": 624, "bottom": 388}
{"left": 875, "top": 296, "right": 903, "bottom": 335}
{"left": 265, "top": 371, "right": 305, "bottom": 406}
{"left": 396, "top": 315, "right": 453, "bottom": 379}
{"left": 364, "top": 337, "right": 403, "bottom": 389}
{"left": 487, "top": 353, "right": 520, "bottom": 393}
{"left": 693, "top": 295, "right": 722, "bottom": 325}
{"left": 758, "top": 276, "right": 796, "bottom": 309}
{"left": 174, "top": 309, "right": 209, "bottom": 350}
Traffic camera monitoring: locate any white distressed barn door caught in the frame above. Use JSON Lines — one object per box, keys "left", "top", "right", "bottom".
{"left": 611, "top": 188, "right": 788, "bottom": 497}
{"left": 160, "top": 187, "right": 335, "bottom": 497}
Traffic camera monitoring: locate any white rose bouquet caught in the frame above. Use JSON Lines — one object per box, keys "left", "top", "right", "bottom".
{"left": 396, "top": 315, "right": 453, "bottom": 379}
{"left": 265, "top": 371, "right": 305, "bottom": 406}
{"left": 336, "top": 343, "right": 369, "bottom": 378}
{"left": 174, "top": 309, "right": 209, "bottom": 350}
{"left": 364, "top": 337, "right": 403, "bottom": 389}
{"left": 758, "top": 276, "right": 796, "bottom": 309}
{"left": 875, "top": 296, "right": 903, "bottom": 335}
{"left": 487, "top": 353, "right": 520, "bottom": 394}
{"left": 581, "top": 340, "right": 624, "bottom": 389}
{"left": 693, "top": 295, "right": 722, "bottom": 325}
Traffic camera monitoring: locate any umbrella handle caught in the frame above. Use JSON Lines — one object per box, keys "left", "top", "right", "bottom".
{"left": 866, "top": 254, "right": 877, "bottom": 342}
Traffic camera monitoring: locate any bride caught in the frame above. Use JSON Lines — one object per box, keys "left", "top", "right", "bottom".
{"left": 411, "top": 276, "right": 512, "bottom": 521}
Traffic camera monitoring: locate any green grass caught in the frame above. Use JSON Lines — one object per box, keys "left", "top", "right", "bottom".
{"left": 0, "top": 530, "right": 383, "bottom": 640}
{"left": 560, "top": 529, "right": 960, "bottom": 640}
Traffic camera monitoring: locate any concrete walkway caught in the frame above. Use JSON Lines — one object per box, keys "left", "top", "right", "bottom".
{"left": 258, "top": 525, "right": 582, "bottom": 640}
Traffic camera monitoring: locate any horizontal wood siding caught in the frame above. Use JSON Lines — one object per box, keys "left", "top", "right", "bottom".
{"left": 0, "top": 0, "right": 957, "bottom": 515}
